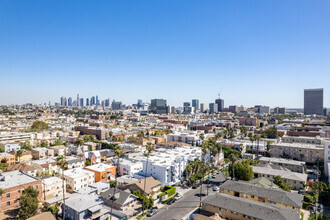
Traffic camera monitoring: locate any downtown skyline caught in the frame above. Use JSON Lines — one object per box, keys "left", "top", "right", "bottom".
{"left": 1, "top": 0, "right": 330, "bottom": 107}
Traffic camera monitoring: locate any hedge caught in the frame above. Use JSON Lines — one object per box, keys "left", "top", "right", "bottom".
{"left": 157, "top": 192, "right": 166, "bottom": 198}
{"left": 165, "top": 186, "right": 176, "bottom": 197}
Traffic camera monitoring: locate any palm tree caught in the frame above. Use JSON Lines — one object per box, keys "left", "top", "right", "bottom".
{"left": 110, "top": 144, "right": 122, "bottom": 220}
{"left": 109, "top": 131, "right": 113, "bottom": 140}
{"left": 142, "top": 142, "right": 155, "bottom": 215}
{"left": 249, "top": 134, "right": 255, "bottom": 157}
{"left": 56, "top": 155, "right": 68, "bottom": 220}
{"left": 215, "top": 143, "right": 223, "bottom": 168}
{"left": 254, "top": 134, "right": 260, "bottom": 160}
{"left": 223, "top": 129, "right": 228, "bottom": 139}
{"left": 16, "top": 149, "right": 23, "bottom": 163}
{"left": 199, "top": 144, "right": 208, "bottom": 207}
{"left": 215, "top": 132, "right": 223, "bottom": 142}
{"left": 228, "top": 153, "right": 237, "bottom": 179}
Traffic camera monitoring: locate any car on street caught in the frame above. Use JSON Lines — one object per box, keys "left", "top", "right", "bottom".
{"left": 213, "top": 186, "right": 219, "bottom": 191}
{"left": 167, "top": 198, "right": 175, "bottom": 205}
{"left": 175, "top": 194, "right": 183, "bottom": 200}
{"left": 147, "top": 209, "right": 158, "bottom": 217}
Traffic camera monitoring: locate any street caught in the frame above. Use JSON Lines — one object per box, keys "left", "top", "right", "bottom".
{"left": 148, "top": 181, "right": 217, "bottom": 220}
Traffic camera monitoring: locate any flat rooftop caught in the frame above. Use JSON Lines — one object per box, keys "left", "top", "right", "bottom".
{"left": 0, "top": 170, "right": 40, "bottom": 189}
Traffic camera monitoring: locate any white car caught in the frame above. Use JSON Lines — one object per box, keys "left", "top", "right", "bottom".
{"left": 175, "top": 194, "right": 183, "bottom": 200}
{"left": 213, "top": 186, "right": 219, "bottom": 191}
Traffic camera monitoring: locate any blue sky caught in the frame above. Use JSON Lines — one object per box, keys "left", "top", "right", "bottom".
{"left": 0, "top": 0, "right": 329, "bottom": 107}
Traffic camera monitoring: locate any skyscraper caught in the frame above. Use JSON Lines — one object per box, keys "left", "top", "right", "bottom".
{"left": 60, "top": 97, "right": 67, "bottom": 106}
{"left": 91, "top": 96, "right": 95, "bottom": 105}
{"left": 86, "top": 98, "right": 89, "bottom": 106}
{"left": 112, "top": 100, "right": 122, "bottom": 110}
{"left": 304, "top": 88, "right": 323, "bottom": 115}
{"left": 150, "top": 99, "right": 167, "bottom": 114}
{"left": 215, "top": 98, "right": 224, "bottom": 112}
{"left": 76, "top": 94, "right": 80, "bottom": 106}
{"left": 80, "top": 98, "right": 84, "bottom": 107}
{"left": 209, "top": 103, "right": 218, "bottom": 113}
{"left": 68, "top": 97, "right": 72, "bottom": 106}
{"left": 96, "top": 95, "right": 100, "bottom": 106}
{"left": 200, "top": 103, "right": 207, "bottom": 113}
{"left": 192, "top": 99, "right": 199, "bottom": 111}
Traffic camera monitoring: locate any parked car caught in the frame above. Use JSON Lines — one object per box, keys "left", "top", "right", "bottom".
{"left": 175, "top": 194, "right": 183, "bottom": 200}
{"left": 167, "top": 198, "right": 175, "bottom": 205}
{"left": 147, "top": 209, "right": 158, "bottom": 217}
{"left": 213, "top": 186, "right": 219, "bottom": 191}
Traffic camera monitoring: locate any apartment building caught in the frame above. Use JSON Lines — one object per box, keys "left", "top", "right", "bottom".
{"left": 269, "top": 142, "right": 324, "bottom": 163}
{"left": 85, "top": 163, "right": 116, "bottom": 183}
{"left": 83, "top": 151, "right": 101, "bottom": 165}
{"left": 75, "top": 126, "right": 107, "bottom": 140}
{"left": 31, "top": 147, "right": 54, "bottom": 160}
{"left": 219, "top": 181, "right": 303, "bottom": 210}
{"left": 201, "top": 193, "right": 300, "bottom": 220}
{"left": 41, "top": 176, "right": 65, "bottom": 200}
{"left": 166, "top": 131, "right": 202, "bottom": 146}
{"left": 253, "top": 164, "right": 308, "bottom": 190}
{"left": 4, "top": 163, "right": 37, "bottom": 177}
{"left": 258, "top": 157, "right": 306, "bottom": 173}
{"left": 0, "top": 152, "right": 16, "bottom": 166}
{"left": 65, "top": 157, "right": 84, "bottom": 170}
{"left": 0, "top": 170, "right": 42, "bottom": 211}
{"left": 4, "top": 143, "right": 20, "bottom": 152}
{"left": 238, "top": 117, "right": 259, "bottom": 127}
{"left": 63, "top": 168, "right": 95, "bottom": 191}
{"left": 141, "top": 146, "right": 208, "bottom": 185}
{"left": 281, "top": 135, "right": 324, "bottom": 145}
{"left": 0, "top": 132, "right": 33, "bottom": 144}
{"left": 31, "top": 158, "right": 60, "bottom": 176}
{"left": 118, "top": 158, "right": 142, "bottom": 176}
{"left": 324, "top": 140, "right": 330, "bottom": 184}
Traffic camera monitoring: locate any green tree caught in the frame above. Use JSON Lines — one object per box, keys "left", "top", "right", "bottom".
{"left": 274, "top": 175, "right": 291, "bottom": 191}
{"left": 240, "top": 126, "right": 248, "bottom": 137}
{"left": 85, "top": 160, "right": 91, "bottom": 166}
{"left": 230, "top": 160, "right": 254, "bottom": 181}
{"left": 0, "top": 188, "right": 6, "bottom": 196}
{"left": 54, "top": 139, "right": 63, "bottom": 146}
{"left": 18, "top": 186, "right": 39, "bottom": 219}
{"left": 47, "top": 205, "right": 59, "bottom": 218}
{"left": 31, "top": 121, "right": 49, "bottom": 131}
{"left": 0, "top": 144, "right": 5, "bottom": 153}
{"left": 142, "top": 142, "right": 155, "bottom": 215}
{"left": 20, "top": 142, "right": 32, "bottom": 151}
{"left": 263, "top": 126, "right": 278, "bottom": 139}
{"left": 41, "top": 141, "right": 48, "bottom": 148}
{"left": 16, "top": 149, "right": 23, "bottom": 163}
{"left": 228, "top": 153, "right": 238, "bottom": 179}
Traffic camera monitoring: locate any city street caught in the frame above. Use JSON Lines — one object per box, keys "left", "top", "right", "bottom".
{"left": 148, "top": 181, "right": 217, "bottom": 220}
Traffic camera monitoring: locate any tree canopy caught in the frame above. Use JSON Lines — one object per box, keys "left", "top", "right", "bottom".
{"left": 31, "top": 121, "right": 49, "bottom": 131}
{"left": 18, "top": 186, "right": 39, "bottom": 219}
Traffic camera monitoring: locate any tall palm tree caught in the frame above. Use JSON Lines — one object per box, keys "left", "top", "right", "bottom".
{"left": 215, "top": 143, "right": 223, "bottom": 168}
{"left": 110, "top": 144, "right": 122, "bottom": 220}
{"left": 254, "top": 134, "right": 261, "bottom": 160}
{"left": 223, "top": 129, "right": 228, "bottom": 139}
{"left": 16, "top": 149, "right": 23, "bottom": 163}
{"left": 228, "top": 153, "right": 237, "bottom": 179}
{"left": 199, "top": 144, "right": 208, "bottom": 207}
{"left": 142, "top": 142, "right": 155, "bottom": 215}
{"left": 249, "top": 134, "right": 255, "bottom": 158}
{"left": 56, "top": 155, "right": 68, "bottom": 220}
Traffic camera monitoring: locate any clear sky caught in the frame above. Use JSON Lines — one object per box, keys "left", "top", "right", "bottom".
{"left": 0, "top": 0, "right": 329, "bottom": 108}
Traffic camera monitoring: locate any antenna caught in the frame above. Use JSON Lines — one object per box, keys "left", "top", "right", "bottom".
{"left": 218, "top": 87, "right": 223, "bottom": 99}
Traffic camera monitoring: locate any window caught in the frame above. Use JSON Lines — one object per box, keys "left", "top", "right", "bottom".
{"left": 35, "top": 186, "right": 38, "bottom": 190}
{"left": 258, "top": 197, "right": 266, "bottom": 202}
{"left": 6, "top": 193, "right": 10, "bottom": 198}
{"left": 6, "top": 201, "right": 10, "bottom": 207}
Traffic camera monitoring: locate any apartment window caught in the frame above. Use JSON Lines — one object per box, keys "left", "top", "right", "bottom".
{"left": 6, "top": 201, "right": 10, "bottom": 207}
{"left": 251, "top": 195, "right": 254, "bottom": 198}
{"left": 35, "top": 186, "right": 38, "bottom": 190}
{"left": 258, "top": 197, "right": 265, "bottom": 203}
{"left": 231, "top": 211, "right": 238, "bottom": 215}
{"left": 6, "top": 193, "right": 10, "bottom": 198}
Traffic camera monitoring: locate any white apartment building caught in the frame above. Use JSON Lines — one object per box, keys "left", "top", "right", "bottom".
{"left": 141, "top": 146, "right": 209, "bottom": 186}
{"left": 167, "top": 131, "right": 202, "bottom": 146}
{"left": 324, "top": 140, "right": 330, "bottom": 184}
{"left": 31, "top": 158, "right": 60, "bottom": 176}
{"left": 0, "top": 132, "right": 33, "bottom": 144}
{"left": 63, "top": 168, "right": 95, "bottom": 191}
{"left": 65, "top": 157, "right": 84, "bottom": 169}
{"left": 42, "top": 176, "right": 66, "bottom": 200}
{"left": 118, "top": 159, "right": 142, "bottom": 176}
{"left": 4, "top": 143, "right": 21, "bottom": 152}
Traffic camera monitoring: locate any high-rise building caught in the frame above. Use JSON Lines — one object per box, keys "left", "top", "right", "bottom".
{"left": 72, "top": 100, "right": 77, "bottom": 106}
{"left": 91, "top": 96, "right": 95, "bottom": 105}
{"left": 274, "top": 107, "right": 286, "bottom": 114}
{"left": 111, "top": 100, "right": 122, "bottom": 110}
{"left": 324, "top": 108, "right": 328, "bottom": 117}
{"left": 68, "top": 97, "right": 72, "bottom": 106}
{"left": 96, "top": 95, "right": 100, "bottom": 106}
{"left": 61, "top": 97, "right": 67, "bottom": 106}
{"left": 86, "top": 98, "right": 89, "bottom": 106}
{"left": 200, "top": 103, "right": 207, "bottom": 113}
{"left": 255, "top": 105, "right": 270, "bottom": 114}
{"left": 192, "top": 99, "right": 199, "bottom": 111}
{"left": 229, "top": 105, "right": 238, "bottom": 114}
{"left": 304, "top": 88, "right": 324, "bottom": 115}
{"left": 77, "top": 94, "right": 80, "bottom": 106}
{"left": 80, "top": 98, "right": 84, "bottom": 107}
{"left": 215, "top": 98, "right": 224, "bottom": 112}
{"left": 150, "top": 99, "right": 167, "bottom": 114}
{"left": 105, "top": 98, "right": 110, "bottom": 107}
{"left": 183, "top": 102, "right": 190, "bottom": 113}
{"left": 209, "top": 103, "right": 218, "bottom": 113}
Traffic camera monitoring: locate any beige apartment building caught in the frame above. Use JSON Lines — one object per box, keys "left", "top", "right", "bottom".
{"left": 269, "top": 142, "right": 323, "bottom": 163}
{"left": 42, "top": 176, "right": 66, "bottom": 200}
